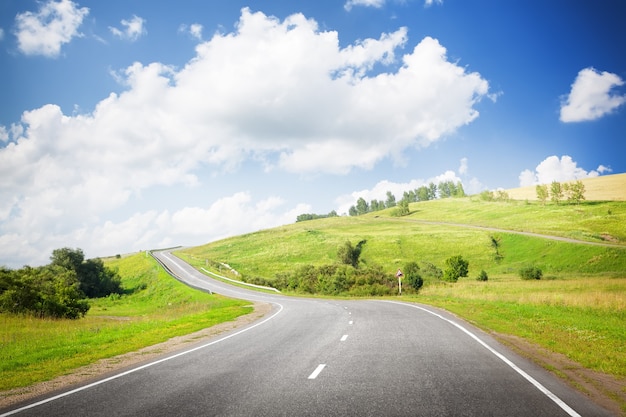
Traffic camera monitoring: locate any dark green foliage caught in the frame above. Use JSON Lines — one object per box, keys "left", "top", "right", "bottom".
{"left": 51, "top": 248, "right": 122, "bottom": 298}
{"left": 337, "top": 240, "right": 366, "bottom": 268}
{"left": 443, "top": 255, "right": 469, "bottom": 282}
{"left": 476, "top": 270, "right": 488, "bottom": 281}
{"left": 297, "top": 211, "right": 338, "bottom": 222}
{"left": 520, "top": 266, "right": 543, "bottom": 280}
{"left": 403, "top": 261, "right": 423, "bottom": 290}
{"left": 272, "top": 263, "right": 395, "bottom": 296}
{"left": 0, "top": 247, "right": 123, "bottom": 319}
{"left": 0, "top": 265, "right": 89, "bottom": 319}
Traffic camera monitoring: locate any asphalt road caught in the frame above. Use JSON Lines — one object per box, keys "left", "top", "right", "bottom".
{"left": 1, "top": 251, "right": 612, "bottom": 417}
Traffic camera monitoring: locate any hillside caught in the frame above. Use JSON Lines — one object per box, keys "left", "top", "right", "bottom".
{"left": 506, "top": 172, "right": 626, "bottom": 201}
{"left": 180, "top": 196, "right": 626, "bottom": 283}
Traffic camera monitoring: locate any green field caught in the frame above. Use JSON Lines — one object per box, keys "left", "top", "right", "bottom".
{"left": 2, "top": 186, "right": 625, "bottom": 412}
{"left": 0, "top": 254, "right": 252, "bottom": 392}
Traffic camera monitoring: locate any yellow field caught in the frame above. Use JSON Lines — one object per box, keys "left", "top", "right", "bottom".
{"left": 506, "top": 172, "right": 626, "bottom": 201}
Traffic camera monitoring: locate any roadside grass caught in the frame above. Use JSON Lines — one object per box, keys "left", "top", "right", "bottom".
{"left": 0, "top": 254, "right": 252, "bottom": 391}
{"left": 414, "top": 275, "right": 625, "bottom": 377}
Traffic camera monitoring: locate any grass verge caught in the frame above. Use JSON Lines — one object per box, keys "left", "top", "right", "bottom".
{"left": 0, "top": 253, "right": 252, "bottom": 392}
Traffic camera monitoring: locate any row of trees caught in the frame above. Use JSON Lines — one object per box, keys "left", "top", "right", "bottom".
{"left": 348, "top": 180, "right": 466, "bottom": 217}
{"left": 296, "top": 210, "right": 338, "bottom": 222}
{"left": 0, "top": 248, "right": 123, "bottom": 319}
{"left": 536, "top": 180, "right": 586, "bottom": 205}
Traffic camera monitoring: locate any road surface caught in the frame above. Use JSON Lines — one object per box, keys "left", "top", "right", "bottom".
{"left": 1, "top": 251, "right": 612, "bottom": 416}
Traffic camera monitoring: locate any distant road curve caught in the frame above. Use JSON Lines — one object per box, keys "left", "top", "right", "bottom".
{"left": 387, "top": 217, "right": 625, "bottom": 248}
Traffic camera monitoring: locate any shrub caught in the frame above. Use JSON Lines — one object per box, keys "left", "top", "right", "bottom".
{"left": 519, "top": 266, "right": 543, "bottom": 280}
{"left": 443, "top": 255, "right": 469, "bottom": 282}
{"left": 476, "top": 270, "right": 488, "bottom": 281}
{"left": 403, "top": 261, "right": 423, "bottom": 290}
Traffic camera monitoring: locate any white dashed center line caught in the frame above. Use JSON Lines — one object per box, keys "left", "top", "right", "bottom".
{"left": 308, "top": 364, "right": 326, "bottom": 379}
{"left": 340, "top": 334, "right": 348, "bottom": 342}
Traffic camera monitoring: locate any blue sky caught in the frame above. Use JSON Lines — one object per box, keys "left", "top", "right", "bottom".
{"left": 1, "top": 0, "right": 625, "bottom": 267}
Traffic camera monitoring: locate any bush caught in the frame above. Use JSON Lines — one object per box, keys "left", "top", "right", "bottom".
{"left": 519, "top": 266, "right": 543, "bottom": 280}
{"left": 403, "top": 261, "right": 423, "bottom": 290}
{"left": 476, "top": 270, "right": 488, "bottom": 281}
{"left": 443, "top": 255, "right": 469, "bottom": 282}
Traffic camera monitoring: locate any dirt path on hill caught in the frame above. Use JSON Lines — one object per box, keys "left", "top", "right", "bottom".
{"left": 391, "top": 218, "right": 625, "bottom": 248}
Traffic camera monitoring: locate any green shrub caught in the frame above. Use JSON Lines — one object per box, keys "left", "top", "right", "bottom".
{"left": 443, "top": 255, "right": 469, "bottom": 282}
{"left": 476, "top": 270, "right": 488, "bottom": 281}
{"left": 403, "top": 261, "right": 423, "bottom": 290}
{"left": 519, "top": 266, "right": 543, "bottom": 280}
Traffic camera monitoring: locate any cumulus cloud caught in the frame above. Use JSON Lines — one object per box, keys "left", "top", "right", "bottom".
{"left": 560, "top": 67, "right": 626, "bottom": 122}
{"left": 109, "top": 15, "right": 146, "bottom": 41}
{"left": 14, "top": 0, "right": 88, "bottom": 57}
{"left": 0, "top": 28, "right": 4, "bottom": 41}
{"left": 518, "top": 155, "right": 609, "bottom": 186}
{"left": 344, "top": 0, "right": 386, "bottom": 11}
{"left": 425, "top": 0, "right": 444, "bottom": 6}
{"left": 0, "top": 8, "right": 490, "bottom": 267}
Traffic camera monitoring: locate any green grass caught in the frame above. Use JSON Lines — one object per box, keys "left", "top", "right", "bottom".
{"left": 0, "top": 254, "right": 252, "bottom": 391}
{"left": 182, "top": 200, "right": 626, "bottom": 280}
{"left": 180, "top": 198, "right": 626, "bottom": 383}
{"left": 415, "top": 276, "right": 625, "bottom": 377}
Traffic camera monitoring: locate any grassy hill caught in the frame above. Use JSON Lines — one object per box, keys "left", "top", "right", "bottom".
{"left": 178, "top": 175, "right": 626, "bottom": 412}
{"left": 507, "top": 172, "right": 626, "bottom": 201}
{"left": 181, "top": 196, "right": 626, "bottom": 281}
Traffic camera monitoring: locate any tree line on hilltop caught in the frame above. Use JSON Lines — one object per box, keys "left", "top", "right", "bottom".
{"left": 297, "top": 180, "right": 466, "bottom": 222}
{"left": 0, "top": 248, "right": 122, "bottom": 319}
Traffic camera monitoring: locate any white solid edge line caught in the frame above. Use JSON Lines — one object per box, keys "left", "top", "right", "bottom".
{"left": 382, "top": 301, "right": 581, "bottom": 417}
{"left": 308, "top": 364, "right": 327, "bottom": 380}
{"left": 1, "top": 303, "right": 285, "bottom": 417}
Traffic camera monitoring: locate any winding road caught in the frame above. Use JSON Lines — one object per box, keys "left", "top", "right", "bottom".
{"left": 1, "top": 251, "right": 612, "bottom": 416}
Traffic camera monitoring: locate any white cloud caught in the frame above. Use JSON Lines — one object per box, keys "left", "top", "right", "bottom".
{"left": 344, "top": 0, "right": 386, "bottom": 11}
{"left": 425, "top": 0, "right": 443, "bottom": 6}
{"left": 560, "top": 67, "right": 626, "bottom": 122}
{"left": 518, "top": 155, "right": 607, "bottom": 186}
{"left": 109, "top": 15, "right": 146, "bottom": 41}
{"left": 0, "top": 8, "right": 491, "bottom": 267}
{"left": 458, "top": 157, "right": 468, "bottom": 175}
{"left": 0, "top": 28, "right": 4, "bottom": 41}
{"left": 14, "top": 0, "right": 88, "bottom": 57}
{"left": 179, "top": 23, "right": 203, "bottom": 41}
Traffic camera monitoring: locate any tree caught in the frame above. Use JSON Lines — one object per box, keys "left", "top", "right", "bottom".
{"left": 567, "top": 180, "right": 586, "bottom": 205}
{"left": 536, "top": 184, "right": 549, "bottom": 205}
{"left": 337, "top": 240, "right": 367, "bottom": 268}
{"left": 349, "top": 206, "right": 358, "bottom": 216}
{"left": 550, "top": 181, "right": 563, "bottom": 204}
{"left": 385, "top": 191, "right": 396, "bottom": 208}
{"left": 403, "top": 262, "right": 423, "bottom": 290}
{"left": 395, "top": 199, "right": 410, "bottom": 216}
{"left": 454, "top": 181, "right": 466, "bottom": 197}
{"left": 428, "top": 182, "right": 438, "bottom": 200}
{"left": 50, "top": 247, "right": 122, "bottom": 298}
{"left": 356, "top": 197, "right": 369, "bottom": 215}
{"left": 416, "top": 186, "right": 431, "bottom": 201}
{"left": 443, "top": 255, "right": 469, "bottom": 282}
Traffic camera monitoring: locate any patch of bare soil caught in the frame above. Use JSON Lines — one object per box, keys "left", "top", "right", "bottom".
{"left": 0, "top": 302, "right": 272, "bottom": 410}
{"left": 494, "top": 332, "right": 625, "bottom": 417}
